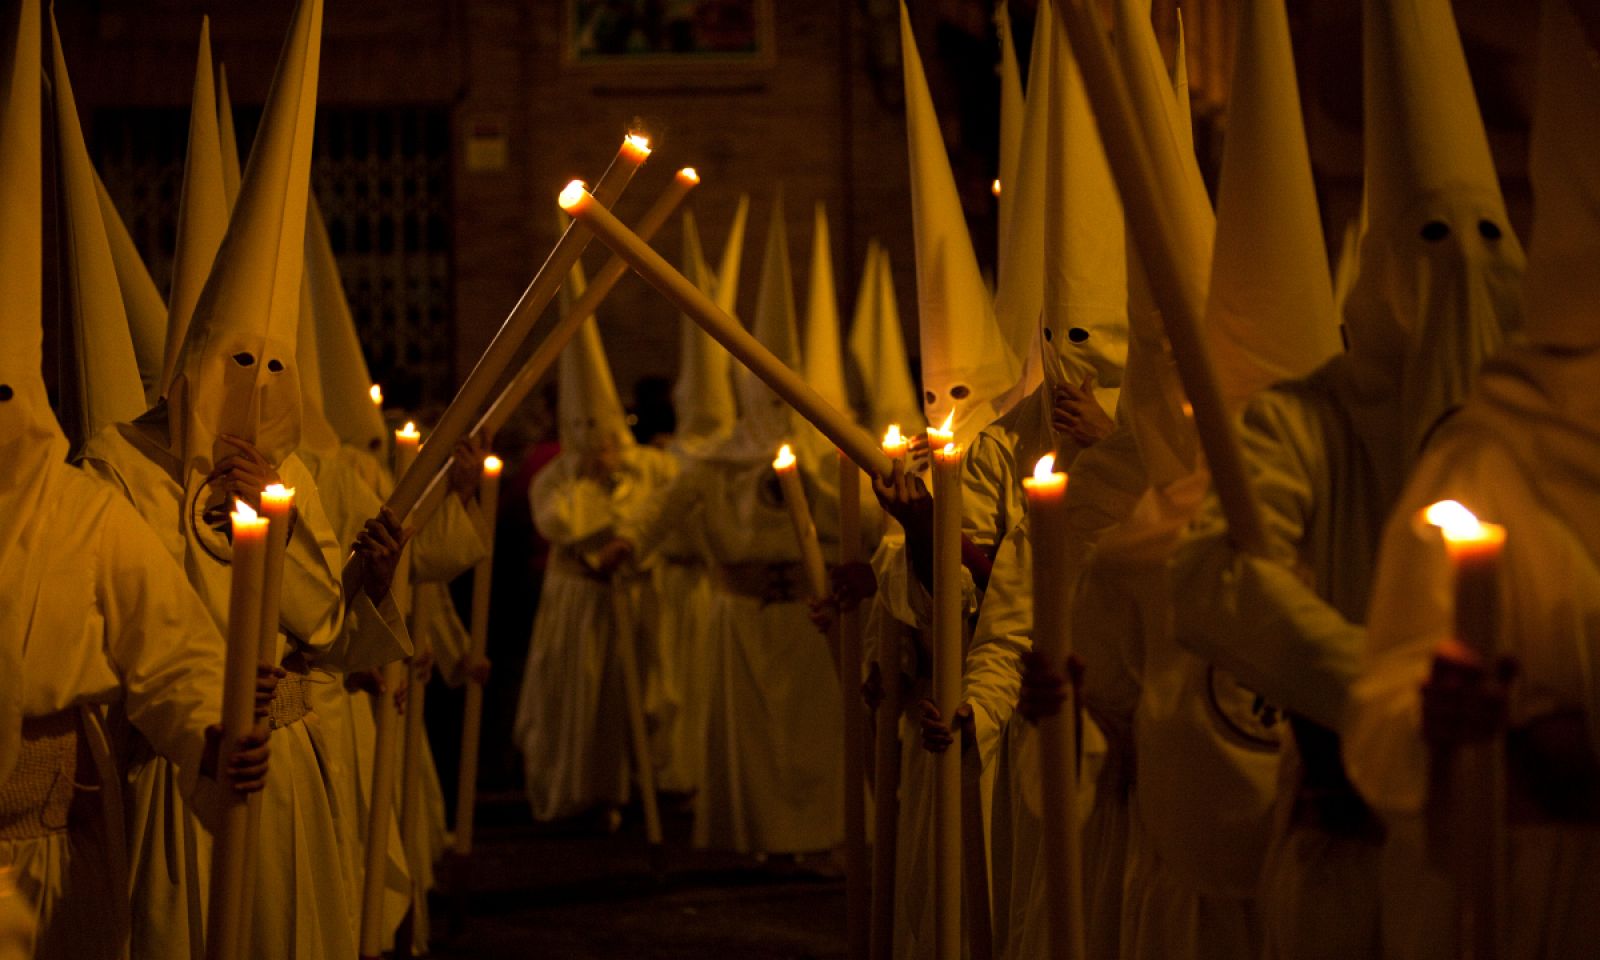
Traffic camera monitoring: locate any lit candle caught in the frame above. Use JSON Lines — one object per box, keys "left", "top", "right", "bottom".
{"left": 1424, "top": 500, "right": 1506, "bottom": 660}
{"left": 394, "top": 422, "right": 421, "bottom": 476}
{"left": 927, "top": 410, "right": 955, "bottom": 449}
{"left": 207, "top": 499, "right": 268, "bottom": 960}
{"left": 929, "top": 437, "right": 963, "bottom": 960}
{"left": 369, "top": 383, "right": 383, "bottom": 408}
{"left": 558, "top": 179, "right": 893, "bottom": 480}
{"left": 454, "top": 455, "right": 503, "bottom": 858}
{"left": 991, "top": 178, "right": 1003, "bottom": 197}
{"left": 1023, "top": 454, "right": 1084, "bottom": 959}
{"left": 773, "top": 444, "right": 829, "bottom": 602}
{"left": 882, "top": 423, "right": 908, "bottom": 461}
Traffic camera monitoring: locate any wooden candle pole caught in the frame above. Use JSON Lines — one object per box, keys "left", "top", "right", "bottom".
{"left": 371, "top": 135, "right": 650, "bottom": 537}
{"left": 838, "top": 451, "right": 868, "bottom": 960}
{"left": 870, "top": 427, "right": 907, "bottom": 960}
{"left": 205, "top": 501, "right": 267, "bottom": 960}
{"left": 237, "top": 484, "right": 294, "bottom": 951}
{"left": 396, "top": 423, "right": 431, "bottom": 957}
{"left": 610, "top": 586, "right": 664, "bottom": 853}
{"left": 1025, "top": 456, "right": 1085, "bottom": 959}
{"left": 929, "top": 435, "right": 964, "bottom": 960}
{"left": 1051, "top": 1, "right": 1267, "bottom": 555}
{"left": 558, "top": 182, "right": 892, "bottom": 480}
{"left": 359, "top": 424, "right": 420, "bottom": 959}
{"left": 399, "top": 169, "right": 701, "bottom": 535}
{"left": 452, "top": 455, "right": 502, "bottom": 860}
{"left": 1424, "top": 501, "right": 1508, "bottom": 960}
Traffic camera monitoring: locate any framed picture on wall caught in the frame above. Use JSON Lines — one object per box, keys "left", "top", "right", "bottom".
{"left": 563, "top": 0, "right": 776, "bottom": 69}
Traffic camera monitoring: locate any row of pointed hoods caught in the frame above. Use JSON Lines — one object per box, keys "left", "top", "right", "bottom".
{"left": 48, "top": 0, "right": 387, "bottom": 470}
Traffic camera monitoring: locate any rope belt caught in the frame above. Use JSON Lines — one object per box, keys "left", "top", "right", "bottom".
{"left": 714, "top": 561, "right": 805, "bottom": 606}
{"left": 268, "top": 673, "right": 312, "bottom": 730}
{"left": 0, "top": 710, "right": 92, "bottom": 842}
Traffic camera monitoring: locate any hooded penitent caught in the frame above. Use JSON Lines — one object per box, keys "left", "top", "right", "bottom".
{"left": 1203, "top": 0, "right": 1342, "bottom": 413}
{"left": 673, "top": 208, "right": 737, "bottom": 454}
{"left": 0, "top": 0, "right": 56, "bottom": 783}
{"left": 557, "top": 263, "right": 632, "bottom": 457}
{"left": 50, "top": 13, "right": 146, "bottom": 451}
{"left": 165, "top": 0, "right": 322, "bottom": 558}
{"left": 799, "top": 201, "right": 851, "bottom": 463}
{"left": 94, "top": 171, "right": 168, "bottom": 404}
{"left": 159, "top": 17, "right": 230, "bottom": 400}
{"left": 849, "top": 242, "right": 924, "bottom": 434}
{"left": 899, "top": 0, "right": 1022, "bottom": 444}
{"left": 1040, "top": 4, "right": 1127, "bottom": 419}
{"left": 307, "top": 196, "right": 387, "bottom": 455}
{"left": 720, "top": 191, "right": 803, "bottom": 459}
{"left": 1345, "top": 0, "right": 1524, "bottom": 458}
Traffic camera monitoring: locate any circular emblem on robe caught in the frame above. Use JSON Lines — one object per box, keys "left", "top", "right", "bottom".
{"left": 1205, "top": 664, "right": 1284, "bottom": 750}
{"left": 189, "top": 474, "right": 240, "bottom": 565}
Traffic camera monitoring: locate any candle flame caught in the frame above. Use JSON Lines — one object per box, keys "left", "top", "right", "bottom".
{"left": 232, "top": 499, "right": 258, "bottom": 523}
{"left": 1032, "top": 454, "right": 1057, "bottom": 483}
{"left": 991, "top": 178, "right": 1002, "bottom": 197}
{"left": 398, "top": 421, "right": 421, "bottom": 440}
{"left": 884, "top": 423, "right": 904, "bottom": 447}
{"left": 943, "top": 441, "right": 957, "bottom": 458}
{"left": 369, "top": 383, "right": 383, "bottom": 406}
{"left": 678, "top": 167, "right": 700, "bottom": 184}
{"left": 773, "top": 443, "right": 796, "bottom": 470}
{"left": 623, "top": 133, "right": 652, "bottom": 157}
{"left": 927, "top": 410, "right": 956, "bottom": 443}
{"left": 483, "top": 454, "right": 504, "bottom": 474}
{"left": 1424, "top": 500, "right": 1489, "bottom": 542}
{"left": 262, "top": 483, "right": 295, "bottom": 505}
{"left": 558, "top": 179, "right": 589, "bottom": 212}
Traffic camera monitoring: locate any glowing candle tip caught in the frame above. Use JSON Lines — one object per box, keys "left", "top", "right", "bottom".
{"left": 678, "top": 167, "right": 700, "bottom": 184}
{"left": 558, "top": 179, "right": 589, "bottom": 212}
{"left": 991, "top": 178, "right": 1002, "bottom": 197}
{"left": 483, "top": 455, "right": 503, "bottom": 474}
{"left": 884, "top": 424, "right": 904, "bottom": 447}
{"left": 369, "top": 383, "right": 383, "bottom": 406}
{"left": 1033, "top": 454, "right": 1058, "bottom": 482}
{"left": 232, "top": 499, "right": 260, "bottom": 523}
{"left": 623, "top": 133, "right": 652, "bottom": 157}
{"left": 773, "top": 443, "right": 797, "bottom": 470}
{"left": 1424, "top": 499, "right": 1502, "bottom": 544}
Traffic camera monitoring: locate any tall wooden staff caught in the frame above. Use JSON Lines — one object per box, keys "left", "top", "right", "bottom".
{"left": 870, "top": 428, "right": 908, "bottom": 960}
{"left": 838, "top": 451, "right": 869, "bottom": 960}
{"left": 610, "top": 584, "right": 664, "bottom": 856}
{"left": 452, "top": 455, "right": 503, "bottom": 860}
{"left": 205, "top": 501, "right": 267, "bottom": 960}
{"left": 359, "top": 423, "right": 419, "bottom": 959}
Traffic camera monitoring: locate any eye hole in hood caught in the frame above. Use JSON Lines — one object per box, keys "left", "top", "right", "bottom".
{"left": 0, "top": 385, "right": 12, "bottom": 402}
{"left": 232, "top": 352, "right": 256, "bottom": 367}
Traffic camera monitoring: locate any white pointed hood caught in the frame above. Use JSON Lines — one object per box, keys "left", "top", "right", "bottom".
{"left": 306, "top": 196, "right": 386, "bottom": 455}
{"left": 720, "top": 191, "right": 802, "bottom": 460}
{"left": 160, "top": 17, "right": 230, "bottom": 399}
{"left": 992, "top": 0, "right": 1053, "bottom": 403}
{"left": 715, "top": 193, "right": 751, "bottom": 316}
{"left": 1111, "top": 0, "right": 1211, "bottom": 224}
{"left": 1521, "top": 0, "right": 1600, "bottom": 350}
{"left": 1204, "top": 0, "right": 1342, "bottom": 412}
{"left": 673, "top": 208, "right": 736, "bottom": 453}
{"left": 0, "top": 0, "right": 66, "bottom": 780}
{"left": 850, "top": 243, "right": 925, "bottom": 435}
{"left": 1345, "top": 0, "right": 1523, "bottom": 458}
{"left": 802, "top": 202, "right": 849, "bottom": 416}
{"left": 50, "top": 13, "right": 146, "bottom": 450}
{"left": 900, "top": 0, "right": 1021, "bottom": 444}
{"left": 218, "top": 62, "right": 243, "bottom": 209}
{"left": 296, "top": 254, "right": 343, "bottom": 459}
{"left": 557, "top": 259, "right": 632, "bottom": 456}
{"left": 94, "top": 170, "right": 168, "bottom": 405}
{"left": 1040, "top": 6, "right": 1127, "bottom": 414}
{"left": 995, "top": 0, "right": 1025, "bottom": 268}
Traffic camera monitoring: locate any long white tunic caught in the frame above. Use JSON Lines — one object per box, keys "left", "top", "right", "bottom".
{"left": 1345, "top": 346, "right": 1600, "bottom": 960}
{"left": 80, "top": 419, "right": 405, "bottom": 960}
{"left": 2, "top": 464, "right": 225, "bottom": 960}
{"left": 516, "top": 446, "right": 679, "bottom": 821}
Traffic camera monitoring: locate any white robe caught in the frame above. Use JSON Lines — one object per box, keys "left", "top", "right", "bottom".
{"left": 2, "top": 464, "right": 225, "bottom": 960}
{"left": 629, "top": 454, "right": 844, "bottom": 854}
{"left": 515, "top": 446, "right": 679, "bottom": 821}
{"left": 80, "top": 420, "right": 406, "bottom": 960}
{"left": 1345, "top": 346, "right": 1600, "bottom": 960}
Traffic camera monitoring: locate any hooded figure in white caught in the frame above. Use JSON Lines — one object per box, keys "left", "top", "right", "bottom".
{"left": 515, "top": 254, "right": 679, "bottom": 823}
{"left": 79, "top": 3, "right": 411, "bottom": 957}
{"left": 616, "top": 193, "right": 847, "bottom": 855}
{"left": 1169, "top": 0, "right": 1523, "bottom": 956}
{"left": 1345, "top": 4, "right": 1600, "bottom": 957}
{"left": 650, "top": 202, "right": 746, "bottom": 795}
{"left": 3, "top": 7, "right": 264, "bottom": 958}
